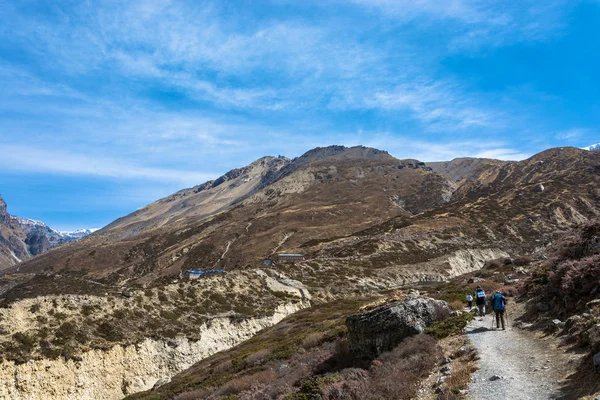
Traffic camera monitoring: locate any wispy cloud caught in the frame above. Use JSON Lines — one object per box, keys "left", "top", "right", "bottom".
{"left": 555, "top": 128, "right": 588, "bottom": 140}
{"left": 349, "top": 0, "right": 573, "bottom": 51}
{"left": 0, "top": 145, "right": 216, "bottom": 186}
{"left": 0, "top": 0, "right": 594, "bottom": 229}
{"left": 331, "top": 79, "right": 502, "bottom": 131}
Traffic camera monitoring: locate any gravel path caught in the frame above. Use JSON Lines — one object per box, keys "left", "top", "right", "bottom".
{"left": 466, "top": 314, "right": 568, "bottom": 400}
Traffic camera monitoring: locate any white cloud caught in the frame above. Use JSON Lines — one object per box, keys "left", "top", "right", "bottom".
{"left": 473, "top": 148, "right": 531, "bottom": 161}
{"left": 349, "top": 0, "right": 572, "bottom": 50}
{"left": 555, "top": 128, "right": 588, "bottom": 140}
{"left": 0, "top": 145, "right": 216, "bottom": 186}
{"left": 332, "top": 79, "right": 502, "bottom": 131}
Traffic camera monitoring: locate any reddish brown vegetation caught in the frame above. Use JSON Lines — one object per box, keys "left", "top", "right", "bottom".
{"left": 525, "top": 222, "right": 600, "bottom": 317}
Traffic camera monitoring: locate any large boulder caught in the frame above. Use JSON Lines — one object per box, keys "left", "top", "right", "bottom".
{"left": 346, "top": 296, "right": 451, "bottom": 361}
{"left": 588, "top": 324, "right": 600, "bottom": 351}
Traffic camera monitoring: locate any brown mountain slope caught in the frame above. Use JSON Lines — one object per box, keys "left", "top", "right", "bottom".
{"left": 4, "top": 146, "right": 600, "bottom": 296}
{"left": 5, "top": 146, "right": 454, "bottom": 286}
{"left": 428, "top": 157, "right": 506, "bottom": 183}
{"left": 292, "top": 147, "right": 600, "bottom": 290}
{"left": 102, "top": 156, "right": 291, "bottom": 240}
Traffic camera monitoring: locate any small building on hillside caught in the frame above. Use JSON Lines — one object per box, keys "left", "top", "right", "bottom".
{"left": 185, "top": 270, "right": 204, "bottom": 280}
{"left": 185, "top": 269, "right": 225, "bottom": 279}
{"left": 277, "top": 253, "right": 305, "bottom": 263}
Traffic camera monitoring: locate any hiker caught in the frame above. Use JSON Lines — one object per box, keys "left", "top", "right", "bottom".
{"left": 475, "top": 286, "right": 486, "bottom": 317}
{"left": 466, "top": 294, "right": 473, "bottom": 310}
{"left": 491, "top": 290, "right": 507, "bottom": 330}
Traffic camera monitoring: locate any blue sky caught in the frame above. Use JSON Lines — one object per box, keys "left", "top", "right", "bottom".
{"left": 0, "top": 0, "right": 599, "bottom": 230}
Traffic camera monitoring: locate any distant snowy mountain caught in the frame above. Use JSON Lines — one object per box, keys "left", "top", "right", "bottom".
{"left": 14, "top": 217, "right": 98, "bottom": 241}
{"left": 11, "top": 216, "right": 98, "bottom": 255}
{"left": 1, "top": 194, "right": 100, "bottom": 269}
{"left": 582, "top": 143, "right": 600, "bottom": 151}
{"left": 59, "top": 228, "right": 100, "bottom": 240}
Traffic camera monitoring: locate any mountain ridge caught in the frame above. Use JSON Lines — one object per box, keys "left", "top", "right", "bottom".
{"left": 3, "top": 145, "right": 599, "bottom": 289}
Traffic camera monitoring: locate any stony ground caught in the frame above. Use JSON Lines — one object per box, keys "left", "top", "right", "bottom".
{"left": 466, "top": 310, "right": 577, "bottom": 400}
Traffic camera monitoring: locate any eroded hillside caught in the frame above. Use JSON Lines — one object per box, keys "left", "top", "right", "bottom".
{"left": 1, "top": 145, "right": 600, "bottom": 399}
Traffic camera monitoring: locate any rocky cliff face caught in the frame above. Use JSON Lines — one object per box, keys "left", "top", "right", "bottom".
{"left": 0, "top": 301, "right": 306, "bottom": 400}
{"left": 0, "top": 195, "right": 29, "bottom": 269}
{"left": 0, "top": 196, "right": 7, "bottom": 223}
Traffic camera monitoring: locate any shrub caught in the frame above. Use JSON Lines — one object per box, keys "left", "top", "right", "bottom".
{"left": 218, "top": 370, "right": 277, "bottom": 396}
{"left": 160, "top": 310, "right": 180, "bottom": 320}
{"left": 157, "top": 291, "right": 169, "bottom": 303}
{"left": 361, "top": 335, "right": 442, "bottom": 399}
{"left": 524, "top": 223, "right": 600, "bottom": 317}
{"left": 513, "top": 256, "right": 532, "bottom": 266}
{"left": 214, "top": 359, "right": 233, "bottom": 373}
{"left": 96, "top": 322, "right": 124, "bottom": 342}
{"left": 448, "top": 300, "right": 465, "bottom": 311}
{"left": 209, "top": 292, "right": 227, "bottom": 304}
{"left": 13, "top": 332, "right": 36, "bottom": 351}
{"left": 425, "top": 313, "right": 474, "bottom": 339}
{"left": 54, "top": 322, "right": 77, "bottom": 343}
{"left": 245, "top": 349, "right": 271, "bottom": 365}
{"left": 287, "top": 375, "right": 340, "bottom": 400}
{"left": 81, "top": 305, "right": 95, "bottom": 317}
{"left": 302, "top": 332, "right": 329, "bottom": 350}
{"left": 29, "top": 303, "right": 41, "bottom": 313}
{"left": 269, "top": 345, "right": 296, "bottom": 360}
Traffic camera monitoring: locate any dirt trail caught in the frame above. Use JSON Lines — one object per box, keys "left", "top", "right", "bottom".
{"left": 466, "top": 310, "right": 575, "bottom": 400}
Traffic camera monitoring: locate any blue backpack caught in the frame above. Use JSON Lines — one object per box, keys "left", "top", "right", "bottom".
{"left": 492, "top": 293, "right": 505, "bottom": 311}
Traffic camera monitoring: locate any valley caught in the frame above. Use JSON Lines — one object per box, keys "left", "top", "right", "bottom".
{"left": 1, "top": 145, "right": 599, "bottom": 399}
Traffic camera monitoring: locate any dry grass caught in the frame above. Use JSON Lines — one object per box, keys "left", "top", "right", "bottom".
{"left": 302, "top": 331, "right": 329, "bottom": 349}
{"left": 245, "top": 348, "right": 271, "bottom": 365}
{"left": 448, "top": 300, "right": 465, "bottom": 311}
{"left": 436, "top": 335, "right": 479, "bottom": 399}
{"left": 217, "top": 369, "right": 277, "bottom": 396}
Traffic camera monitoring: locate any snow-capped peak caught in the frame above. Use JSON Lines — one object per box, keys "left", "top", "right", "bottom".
{"left": 13, "top": 216, "right": 49, "bottom": 228}
{"left": 12, "top": 216, "right": 99, "bottom": 241}
{"left": 59, "top": 228, "right": 100, "bottom": 239}
{"left": 582, "top": 143, "right": 600, "bottom": 151}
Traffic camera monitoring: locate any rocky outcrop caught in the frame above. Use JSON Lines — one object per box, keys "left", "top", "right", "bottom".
{"left": 0, "top": 196, "right": 7, "bottom": 224}
{"left": 346, "top": 296, "right": 451, "bottom": 361}
{"left": 0, "top": 302, "right": 306, "bottom": 400}
{"left": 446, "top": 248, "right": 510, "bottom": 276}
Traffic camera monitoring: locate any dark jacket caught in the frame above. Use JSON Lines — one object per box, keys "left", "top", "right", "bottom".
{"left": 475, "top": 288, "right": 486, "bottom": 305}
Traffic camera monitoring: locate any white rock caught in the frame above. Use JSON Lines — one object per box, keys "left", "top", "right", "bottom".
{"left": 0, "top": 302, "right": 306, "bottom": 400}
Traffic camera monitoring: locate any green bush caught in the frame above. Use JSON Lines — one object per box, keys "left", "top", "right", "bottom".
{"left": 160, "top": 310, "right": 180, "bottom": 320}
{"left": 425, "top": 313, "right": 474, "bottom": 339}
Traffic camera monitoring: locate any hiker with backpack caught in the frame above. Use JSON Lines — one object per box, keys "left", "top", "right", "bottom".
{"left": 466, "top": 294, "right": 473, "bottom": 310}
{"left": 491, "top": 290, "right": 507, "bottom": 330}
{"left": 474, "top": 286, "right": 486, "bottom": 317}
